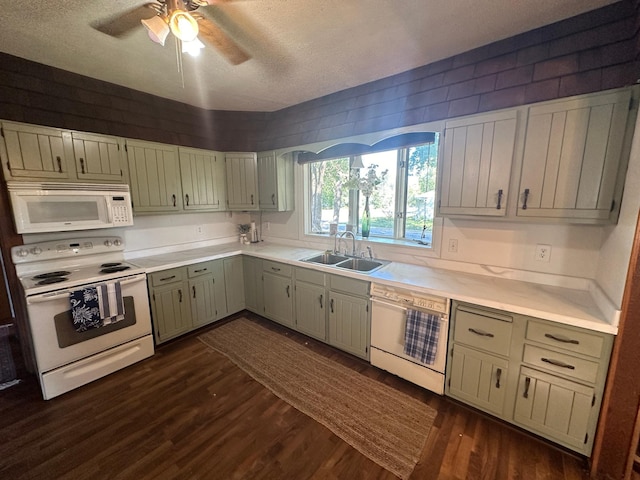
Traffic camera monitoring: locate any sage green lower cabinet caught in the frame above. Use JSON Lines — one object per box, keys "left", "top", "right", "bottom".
{"left": 224, "top": 256, "right": 245, "bottom": 314}
{"left": 448, "top": 343, "right": 509, "bottom": 416}
{"left": 243, "top": 255, "right": 263, "bottom": 314}
{"left": 148, "top": 268, "right": 191, "bottom": 344}
{"left": 262, "top": 261, "right": 294, "bottom": 327}
{"left": 327, "top": 275, "right": 370, "bottom": 360}
{"left": 294, "top": 267, "right": 326, "bottom": 341}
{"left": 445, "top": 301, "right": 614, "bottom": 456}
{"left": 188, "top": 260, "right": 227, "bottom": 328}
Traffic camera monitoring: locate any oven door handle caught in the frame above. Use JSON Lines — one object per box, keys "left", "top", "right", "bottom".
{"left": 27, "top": 274, "right": 147, "bottom": 304}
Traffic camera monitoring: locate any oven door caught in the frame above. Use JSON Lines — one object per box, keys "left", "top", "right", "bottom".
{"left": 370, "top": 297, "right": 449, "bottom": 394}
{"left": 25, "top": 274, "right": 152, "bottom": 373}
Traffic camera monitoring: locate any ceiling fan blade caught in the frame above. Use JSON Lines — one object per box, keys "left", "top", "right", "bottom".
{"left": 92, "top": 4, "right": 157, "bottom": 38}
{"left": 197, "top": 18, "right": 250, "bottom": 65}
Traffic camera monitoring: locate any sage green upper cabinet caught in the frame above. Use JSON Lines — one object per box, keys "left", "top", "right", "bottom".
{"left": 439, "top": 110, "right": 518, "bottom": 217}
{"left": 257, "top": 151, "right": 295, "bottom": 211}
{"left": 178, "top": 147, "right": 226, "bottom": 212}
{"left": 225, "top": 152, "right": 259, "bottom": 211}
{"left": 517, "top": 88, "right": 632, "bottom": 222}
{"left": 1, "top": 121, "right": 72, "bottom": 180}
{"left": 71, "top": 131, "right": 125, "bottom": 183}
{"left": 126, "top": 139, "right": 182, "bottom": 213}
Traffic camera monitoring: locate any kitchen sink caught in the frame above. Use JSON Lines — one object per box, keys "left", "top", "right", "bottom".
{"left": 335, "top": 258, "right": 385, "bottom": 273}
{"left": 302, "top": 253, "right": 350, "bottom": 265}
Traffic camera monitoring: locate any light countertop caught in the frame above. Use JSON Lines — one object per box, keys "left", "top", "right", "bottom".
{"left": 128, "top": 242, "right": 617, "bottom": 335}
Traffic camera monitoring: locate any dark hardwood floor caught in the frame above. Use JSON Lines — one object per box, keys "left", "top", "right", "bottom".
{"left": 0, "top": 314, "right": 590, "bottom": 480}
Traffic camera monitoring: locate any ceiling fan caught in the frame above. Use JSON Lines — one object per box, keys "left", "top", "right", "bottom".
{"left": 93, "top": 0, "right": 250, "bottom": 65}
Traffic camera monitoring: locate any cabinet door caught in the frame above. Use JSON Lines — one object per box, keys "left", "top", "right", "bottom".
{"left": 225, "top": 152, "right": 259, "bottom": 210}
{"left": 263, "top": 272, "right": 294, "bottom": 327}
{"left": 328, "top": 291, "right": 370, "bottom": 359}
{"left": 243, "top": 256, "right": 263, "bottom": 313}
{"left": 1, "top": 121, "right": 72, "bottom": 180}
{"left": 517, "top": 89, "right": 631, "bottom": 221}
{"left": 189, "top": 276, "right": 217, "bottom": 328}
{"left": 224, "top": 256, "right": 245, "bottom": 314}
{"left": 151, "top": 282, "right": 191, "bottom": 343}
{"left": 439, "top": 110, "right": 517, "bottom": 216}
{"left": 126, "top": 139, "right": 182, "bottom": 213}
{"left": 72, "top": 132, "right": 125, "bottom": 182}
{"left": 295, "top": 281, "right": 326, "bottom": 341}
{"left": 448, "top": 344, "right": 509, "bottom": 416}
{"left": 514, "top": 366, "right": 595, "bottom": 453}
{"left": 258, "top": 151, "right": 295, "bottom": 211}
{"left": 179, "top": 147, "right": 226, "bottom": 211}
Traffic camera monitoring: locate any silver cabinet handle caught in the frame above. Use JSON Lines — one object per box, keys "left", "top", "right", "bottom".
{"left": 544, "top": 333, "right": 579, "bottom": 345}
{"left": 541, "top": 358, "right": 575, "bottom": 370}
{"left": 468, "top": 328, "right": 495, "bottom": 338}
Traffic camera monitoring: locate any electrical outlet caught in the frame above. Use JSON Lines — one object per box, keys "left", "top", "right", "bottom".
{"left": 196, "top": 225, "right": 204, "bottom": 235}
{"left": 535, "top": 244, "right": 551, "bottom": 262}
{"left": 448, "top": 238, "right": 458, "bottom": 253}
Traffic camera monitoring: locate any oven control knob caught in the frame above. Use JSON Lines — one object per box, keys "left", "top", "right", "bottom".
{"left": 30, "top": 247, "right": 42, "bottom": 255}
{"left": 113, "top": 239, "right": 122, "bottom": 247}
{"left": 104, "top": 240, "right": 113, "bottom": 247}
{"left": 16, "top": 248, "right": 29, "bottom": 258}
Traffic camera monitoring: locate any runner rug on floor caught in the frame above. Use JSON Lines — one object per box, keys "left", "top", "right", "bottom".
{"left": 198, "top": 318, "right": 436, "bottom": 479}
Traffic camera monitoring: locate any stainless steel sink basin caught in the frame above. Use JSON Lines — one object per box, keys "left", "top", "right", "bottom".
{"left": 302, "top": 253, "right": 350, "bottom": 265}
{"left": 335, "top": 258, "right": 385, "bottom": 272}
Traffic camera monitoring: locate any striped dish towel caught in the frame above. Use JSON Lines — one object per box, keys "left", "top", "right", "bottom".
{"left": 403, "top": 309, "right": 440, "bottom": 365}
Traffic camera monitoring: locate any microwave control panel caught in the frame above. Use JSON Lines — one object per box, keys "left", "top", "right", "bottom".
{"left": 111, "top": 196, "right": 132, "bottom": 226}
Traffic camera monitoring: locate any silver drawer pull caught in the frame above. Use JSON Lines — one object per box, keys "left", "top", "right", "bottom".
{"left": 468, "top": 328, "right": 494, "bottom": 338}
{"left": 544, "top": 333, "right": 579, "bottom": 345}
{"left": 160, "top": 275, "right": 176, "bottom": 282}
{"left": 541, "top": 357, "right": 575, "bottom": 370}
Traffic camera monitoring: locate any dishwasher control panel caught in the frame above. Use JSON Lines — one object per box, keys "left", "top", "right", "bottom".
{"left": 370, "top": 283, "right": 450, "bottom": 315}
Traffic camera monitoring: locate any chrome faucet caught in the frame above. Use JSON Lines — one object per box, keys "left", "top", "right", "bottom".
{"left": 366, "top": 246, "right": 374, "bottom": 259}
{"left": 338, "top": 231, "right": 357, "bottom": 256}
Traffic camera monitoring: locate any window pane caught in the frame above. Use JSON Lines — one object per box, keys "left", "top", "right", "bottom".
{"left": 358, "top": 151, "right": 396, "bottom": 238}
{"left": 404, "top": 136, "right": 439, "bottom": 244}
{"left": 309, "top": 157, "right": 350, "bottom": 234}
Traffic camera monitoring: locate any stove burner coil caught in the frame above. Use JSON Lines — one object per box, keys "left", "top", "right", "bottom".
{"left": 37, "top": 277, "right": 68, "bottom": 285}
{"left": 100, "top": 266, "right": 131, "bottom": 274}
{"left": 100, "top": 262, "right": 122, "bottom": 268}
{"left": 33, "top": 271, "right": 71, "bottom": 280}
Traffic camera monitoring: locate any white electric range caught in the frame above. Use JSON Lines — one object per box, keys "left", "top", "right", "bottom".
{"left": 12, "top": 236, "right": 154, "bottom": 400}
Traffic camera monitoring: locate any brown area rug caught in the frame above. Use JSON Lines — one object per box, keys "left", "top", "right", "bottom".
{"left": 198, "top": 318, "right": 436, "bottom": 479}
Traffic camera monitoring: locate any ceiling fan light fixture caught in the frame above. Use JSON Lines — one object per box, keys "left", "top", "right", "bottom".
{"left": 169, "top": 10, "right": 199, "bottom": 42}
{"left": 182, "top": 37, "right": 205, "bottom": 57}
{"left": 141, "top": 15, "right": 170, "bottom": 46}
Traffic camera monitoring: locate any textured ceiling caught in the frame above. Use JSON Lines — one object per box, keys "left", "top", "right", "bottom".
{"left": 0, "top": 0, "right": 620, "bottom": 112}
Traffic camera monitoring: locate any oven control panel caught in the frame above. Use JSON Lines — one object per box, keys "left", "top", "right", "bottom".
{"left": 12, "top": 237, "right": 125, "bottom": 264}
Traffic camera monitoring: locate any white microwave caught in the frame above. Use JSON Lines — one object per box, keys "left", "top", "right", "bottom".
{"left": 7, "top": 182, "right": 134, "bottom": 234}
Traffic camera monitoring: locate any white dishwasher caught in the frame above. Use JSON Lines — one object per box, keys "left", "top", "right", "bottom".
{"left": 370, "top": 283, "right": 450, "bottom": 395}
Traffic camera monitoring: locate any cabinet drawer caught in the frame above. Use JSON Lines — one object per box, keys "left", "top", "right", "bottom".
{"left": 187, "top": 261, "right": 215, "bottom": 278}
{"left": 526, "top": 320, "right": 605, "bottom": 359}
{"left": 263, "top": 260, "right": 292, "bottom": 277}
{"left": 149, "top": 267, "right": 185, "bottom": 286}
{"left": 295, "top": 267, "right": 325, "bottom": 286}
{"left": 454, "top": 306, "right": 513, "bottom": 356}
{"left": 522, "top": 344, "right": 599, "bottom": 384}
{"left": 329, "top": 275, "right": 369, "bottom": 297}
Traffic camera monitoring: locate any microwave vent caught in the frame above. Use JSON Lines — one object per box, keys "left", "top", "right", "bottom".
{"left": 7, "top": 182, "right": 130, "bottom": 193}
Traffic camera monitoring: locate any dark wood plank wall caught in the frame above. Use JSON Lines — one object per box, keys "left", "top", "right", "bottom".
{"left": 0, "top": 2, "right": 639, "bottom": 478}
